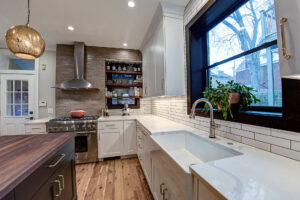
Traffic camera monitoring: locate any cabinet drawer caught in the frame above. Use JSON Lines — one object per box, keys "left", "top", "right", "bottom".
{"left": 31, "top": 153, "right": 76, "bottom": 200}
{"left": 25, "top": 124, "right": 46, "bottom": 134}
{"left": 98, "top": 121, "right": 123, "bottom": 130}
{"left": 15, "top": 139, "right": 75, "bottom": 200}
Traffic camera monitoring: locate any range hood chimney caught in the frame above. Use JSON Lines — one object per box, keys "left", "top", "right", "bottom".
{"left": 55, "top": 42, "right": 96, "bottom": 90}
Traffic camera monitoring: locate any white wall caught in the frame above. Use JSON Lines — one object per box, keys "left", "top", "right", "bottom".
{"left": 38, "top": 51, "right": 56, "bottom": 118}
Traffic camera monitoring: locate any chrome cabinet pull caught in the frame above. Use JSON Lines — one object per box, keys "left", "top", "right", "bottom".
{"left": 48, "top": 154, "right": 65, "bottom": 168}
{"left": 58, "top": 175, "right": 65, "bottom": 190}
{"left": 163, "top": 188, "right": 168, "bottom": 200}
{"left": 53, "top": 180, "right": 62, "bottom": 197}
{"left": 280, "top": 17, "right": 291, "bottom": 59}
{"left": 160, "top": 183, "right": 165, "bottom": 195}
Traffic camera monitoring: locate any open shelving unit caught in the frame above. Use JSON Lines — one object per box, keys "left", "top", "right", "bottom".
{"left": 105, "top": 59, "right": 143, "bottom": 109}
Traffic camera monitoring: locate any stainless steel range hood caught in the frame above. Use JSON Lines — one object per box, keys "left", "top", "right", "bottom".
{"left": 55, "top": 42, "right": 96, "bottom": 90}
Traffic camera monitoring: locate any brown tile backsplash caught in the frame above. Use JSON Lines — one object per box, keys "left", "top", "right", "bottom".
{"left": 55, "top": 44, "right": 142, "bottom": 117}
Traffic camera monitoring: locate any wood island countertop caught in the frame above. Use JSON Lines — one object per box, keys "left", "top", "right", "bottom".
{"left": 0, "top": 133, "right": 75, "bottom": 199}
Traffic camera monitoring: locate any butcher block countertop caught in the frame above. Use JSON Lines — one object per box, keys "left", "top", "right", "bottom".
{"left": 0, "top": 133, "right": 75, "bottom": 199}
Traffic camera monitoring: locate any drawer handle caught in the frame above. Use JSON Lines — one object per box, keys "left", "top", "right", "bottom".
{"left": 58, "top": 175, "right": 65, "bottom": 190}
{"left": 105, "top": 124, "right": 116, "bottom": 127}
{"left": 138, "top": 144, "right": 142, "bottom": 149}
{"left": 138, "top": 136, "right": 142, "bottom": 139}
{"left": 32, "top": 127, "right": 42, "bottom": 130}
{"left": 160, "top": 183, "right": 165, "bottom": 195}
{"left": 53, "top": 180, "right": 62, "bottom": 197}
{"left": 48, "top": 154, "right": 65, "bottom": 168}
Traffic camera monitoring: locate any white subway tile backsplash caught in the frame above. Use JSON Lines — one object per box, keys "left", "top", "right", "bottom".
{"left": 225, "top": 132, "right": 242, "bottom": 143}
{"left": 242, "top": 124, "right": 271, "bottom": 135}
{"left": 231, "top": 128, "right": 255, "bottom": 139}
{"left": 271, "top": 129, "right": 300, "bottom": 142}
{"left": 242, "top": 137, "right": 270, "bottom": 151}
{"left": 255, "top": 133, "right": 290, "bottom": 148}
{"left": 291, "top": 141, "right": 300, "bottom": 152}
{"left": 271, "top": 145, "right": 300, "bottom": 161}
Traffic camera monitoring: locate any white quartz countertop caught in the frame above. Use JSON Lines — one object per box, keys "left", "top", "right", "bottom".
{"left": 24, "top": 117, "right": 53, "bottom": 124}
{"left": 103, "top": 114, "right": 300, "bottom": 200}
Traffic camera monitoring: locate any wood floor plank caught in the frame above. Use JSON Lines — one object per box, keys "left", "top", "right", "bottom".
{"left": 76, "top": 158, "right": 153, "bottom": 200}
{"left": 114, "top": 159, "right": 124, "bottom": 200}
{"left": 76, "top": 163, "right": 96, "bottom": 200}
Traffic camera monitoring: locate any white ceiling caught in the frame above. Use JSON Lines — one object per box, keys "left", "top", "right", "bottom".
{"left": 0, "top": 0, "right": 189, "bottom": 51}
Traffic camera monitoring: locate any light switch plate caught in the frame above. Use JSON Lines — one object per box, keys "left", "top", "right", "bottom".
{"left": 39, "top": 100, "right": 47, "bottom": 107}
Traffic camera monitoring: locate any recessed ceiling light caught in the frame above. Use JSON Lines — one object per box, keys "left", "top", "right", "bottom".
{"left": 128, "top": 1, "right": 135, "bottom": 7}
{"left": 67, "top": 26, "right": 74, "bottom": 31}
{"left": 123, "top": 43, "right": 128, "bottom": 47}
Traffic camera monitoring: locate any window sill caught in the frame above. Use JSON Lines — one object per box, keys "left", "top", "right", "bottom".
{"left": 240, "top": 110, "right": 282, "bottom": 117}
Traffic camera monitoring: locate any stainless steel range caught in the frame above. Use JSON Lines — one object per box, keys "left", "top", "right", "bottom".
{"left": 46, "top": 116, "right": 99, "bottom": 164}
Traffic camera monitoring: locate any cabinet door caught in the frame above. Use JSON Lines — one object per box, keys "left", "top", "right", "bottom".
{"left": 275, "top": 0, "right": 300, "bottom": 78}
{"left": 152, "top": 163, "right": 164, "bottom": 200}
{"left": 123, "top": 121, "right": 137, "bottom": 155}
{"left": 99, "top": 129, "right": 123, "bottom": 158}
{"left": 163, "top": 16, "right": 185, "bottom": 95}
{"left": 154, "top": 20, "right": 165, "bottom": 96}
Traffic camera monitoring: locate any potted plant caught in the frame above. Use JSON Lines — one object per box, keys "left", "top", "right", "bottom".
{"left": 203, "top": 78, "right": 260, "bottom": 120}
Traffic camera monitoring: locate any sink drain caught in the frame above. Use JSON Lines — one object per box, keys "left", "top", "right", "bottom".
{"left": 227, "top": 142, "right": 234, "bottom": 145}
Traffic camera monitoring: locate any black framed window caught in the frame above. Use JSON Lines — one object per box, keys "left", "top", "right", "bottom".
{"left": 187, "top": 0, "right": 282, "bottom": 113}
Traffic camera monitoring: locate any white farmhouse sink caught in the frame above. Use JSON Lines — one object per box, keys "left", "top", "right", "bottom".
{"left": 150, "top": 131, "right": 242, "bottom": 172}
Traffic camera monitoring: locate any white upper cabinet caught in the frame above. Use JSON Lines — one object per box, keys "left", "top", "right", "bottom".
{"left": 275, "top": 0, "right": 300, "bottom": 79}
{"left": 142, "top": 2, "right": 185, "bottom": 97}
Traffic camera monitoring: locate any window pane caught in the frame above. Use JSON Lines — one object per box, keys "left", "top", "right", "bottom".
{"left": 7, "top": 92, "right": 14, "bottom": 104}
{"left": 9, "top": 59, "right": 35, "bottom": 70}
{"left": 208, "top": 0, "right": 277, "bottom": 65}
{"left": 209, "top": 45, "right": 282, "bottom": 107}
{"left": 22, "top": 80, "right": 28, "bottom": 91}
{"left": 15, "top": 105, "right": 21, "bottom": 116}
{"left": 22, "top": 104, "right": 28, "bottom": 116}
{"left": 6, "top": 105, "right": 14, "bottom": 116}
{"left": 7, "top": 80, "right": 14, "bottom": 91}
{"left": 15, "top": 80, "right": 21, "bottom": 92}
{"left": 15, "top": 92, "right": 21, "bottom": 104}
{"left": 22, "top": 92, "right": 29, "bottom": 104}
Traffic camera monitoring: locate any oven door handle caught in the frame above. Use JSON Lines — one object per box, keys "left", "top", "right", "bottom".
{"left": 75, "top": 131, "right": 96, "bottom": 136}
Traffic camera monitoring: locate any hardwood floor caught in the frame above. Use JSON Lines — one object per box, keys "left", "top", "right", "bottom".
{"left": 76, "top": 158, "right": 154, "bottom": 200}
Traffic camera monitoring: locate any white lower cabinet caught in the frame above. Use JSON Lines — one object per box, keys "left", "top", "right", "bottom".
{"left": 98, "top": 120, "right": 137, "bottom": 159}
{"left": 192, "top": 175, "right": 224, "bottom": 200}
{"left": 137, "top": 124, "right": 159, "bottom": 189}
{"left": 123, "top": 121, "right": 137, "bottom": 155}
{"left": 151, "top": 148, "right": 193, "bottom": 200}
{"left": 99, "top": 121, "right": 123, "bottom": 158}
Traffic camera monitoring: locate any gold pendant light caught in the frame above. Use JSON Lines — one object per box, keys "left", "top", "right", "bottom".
{"left": 5, "top": 0, "right": 45, "bottom": 60}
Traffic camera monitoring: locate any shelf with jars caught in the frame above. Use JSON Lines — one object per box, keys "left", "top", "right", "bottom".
{"left": 105, "top": 60, "right": 143, "bottom": 109}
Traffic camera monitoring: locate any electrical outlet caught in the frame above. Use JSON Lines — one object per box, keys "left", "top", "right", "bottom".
{"left": 47, "top": 108, "right": 54, "bottom": 114}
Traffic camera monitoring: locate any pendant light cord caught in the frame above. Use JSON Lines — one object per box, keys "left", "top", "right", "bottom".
{"left": 27, "top": 0, "right": 30, "bottom": 25}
